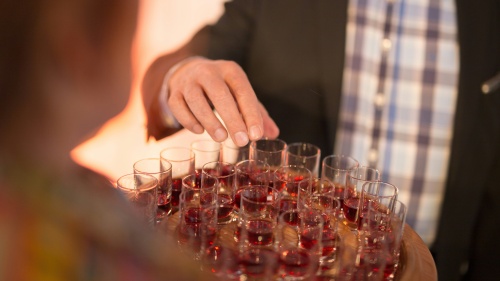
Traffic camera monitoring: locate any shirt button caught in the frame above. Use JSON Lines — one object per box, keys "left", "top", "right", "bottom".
{"left": 368, "top": 148, "right": 378, "bottom": 164}
{"left": 382, "top": 38, "right": 392, "bottom": 52}
{"left": 374, "top": 92, "right": 385, "bottom": 108}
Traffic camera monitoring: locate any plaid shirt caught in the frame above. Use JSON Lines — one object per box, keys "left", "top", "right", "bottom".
{"left": 335, "top": 0, "right": 459, "bottom": 245}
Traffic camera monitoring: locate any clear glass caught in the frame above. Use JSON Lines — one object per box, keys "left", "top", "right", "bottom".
{"left": 116, "top": 173, "right": 158, "bottom": 229}
{"left": 133, "top": 157, "right": 173, "bottom": 223}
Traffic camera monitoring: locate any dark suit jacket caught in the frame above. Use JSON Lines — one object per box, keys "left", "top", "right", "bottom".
{"left": 145, "top": 1, "right": 500, "bottom": 279}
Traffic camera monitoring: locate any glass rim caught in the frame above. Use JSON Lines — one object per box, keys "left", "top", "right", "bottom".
{"left": 190, "top": 139, "right": 222, "bottom": 152}
{"left": 348, "top": 165, "right": 380, "bottom": 181}
{"left": 133, "top": 157, "right": 172, "bottom": 174}
{"left": 361, "top": 181, "right": 399, "bottom": 197}
{"left": 273, "top": 165, "right": 313, "bottom": 178}
{"left": 159, "top": 146, "right": 195, "bottom": 162}
{"left": 321, "top": 154, "right": 359, "bottom": 172}
{"left": 235, "top": 159, "right": 271, "bottom": 171}
{"left": 116, "top": 173, "right": 158, "bottom": 192}
{"left": 286, "top": 142, "right": 321, "bottom": 157}
{"left": 250, "top": 138, "right": 287, "bottom": 151}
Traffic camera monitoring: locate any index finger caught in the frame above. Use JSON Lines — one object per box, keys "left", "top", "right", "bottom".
{"left": 221, "top": 62, "right": 264, "bottom": 141}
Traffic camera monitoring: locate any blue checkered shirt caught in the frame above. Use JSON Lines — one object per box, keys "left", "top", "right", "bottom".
{"left": 335, "top": 0, "right": 459, "bottom": 245}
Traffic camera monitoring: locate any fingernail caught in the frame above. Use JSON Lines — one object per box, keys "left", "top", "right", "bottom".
{"left": 234, "top": 131, "right": 249, "bottom": 146}
{"left": 214, "top": 128, "right": 227, "bottom": 142}
{"left": 249, "top": 126, "right": 262, "bottom": 140}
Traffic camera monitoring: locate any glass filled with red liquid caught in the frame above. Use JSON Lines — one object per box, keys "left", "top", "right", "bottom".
{"left": 285, "top": 142, "right": 321, "bottom": 178}
{"left": 133, "top": 157, "right": 173, "bottom": 223}
{"left": 273, "top": 165, "right": 313, "bottom": 214}
{"left": 238, "top": 247, "right": 279, "bottom": 280}
{"left": 321, "top": 155, "right": 359, "bottom": 220}
{"left": 343, "top": 166, "right": 380, "bottom": 230}
{"left": 202, "top": 161, "right": 236, "bottom": 224}
{"left": 236, "top": 185, "right": 279, "bottom": 247}
{"left": 276, "top": 209, "right": 322, "bottom": 279}
{"left": 160, "top": 147, "right": 195, "bottom": 212}
{"left": 300, "top": 193, "right": 341, "bottom": 269}
{"left": 177, "top": 191, "right": 218, "bottom": 261}
{"left": 357, "top": 181, "right": 398, "bottom": 231}
{"left": 249, "top": 138, "right": 287, "bottom": 173}
{"left": 116, "top": 173, "right": 158, "bottom": 229}
{"left": 234, "top": 159, "right": 270, "bottom": 211}
{"left": 358, "top": 199, "right": 407, "bottom": 280}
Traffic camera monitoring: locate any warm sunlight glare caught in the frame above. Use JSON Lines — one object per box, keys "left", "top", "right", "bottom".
{"left": 71, "top": 0, "right": 226, "bottom": 181}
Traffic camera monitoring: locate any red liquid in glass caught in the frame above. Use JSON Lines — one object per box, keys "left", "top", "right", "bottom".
{"left": 236, "top": 169, "right": 268, "bottom": 187}
{"left": 280, "top": 198, "right": 298, "bottom": 213}
{"left": 321, "top": 228, "right": 338, "bottom": 257}
{"left": 202, "top": 245, "right": 239, "bottom": 275}
{"left": 384, "top": 259, "right": 397, "bottom": 280}
{"left": 279, "top": 248, "right": 312, "bottom": 277}
{"left": 234, "top": 189, "right": 243, "bottom": 210}
{"left": 240, "top": 188, "right": 268, "bottom": 212}
{"left": 183, "top": 207, "right": 202, "bottom": 224}
{"left": 239, "top": 249, "right": 279, "bottom": 277}
{"left": 281, "top": 211, "right": 301, "bottom": 226}
{"left": 171, "top": 178, "right": 182, "bottom": 207}
{"left": 343, "top": 197, "right": 360, "bottom": 223}
{"left": 299, "top": 229, "right": 321, "bottom": 251}
{"left": 158, "top": 201, "right": 172, "bottom": 215}
{"left": 246, "top": 219, "right": 274, "bottom": 246}
{"left": 356, "top": 251, "right": 389, "bottom": 280}
{"left": 179, "top": 207, "right": 217, "bottom": 252}
{"left": 333, "top": 184, "right": 346, "bottom": 205}
{"left": 217, "top": 193, "right": 234, "bottom": 220}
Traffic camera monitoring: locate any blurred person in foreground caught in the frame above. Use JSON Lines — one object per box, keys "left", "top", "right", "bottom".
{"left": 142, "top": 0, "right": 500, "bottom": 280}
{"left": 0, "top": 0, "right": 211, "bottom": 280}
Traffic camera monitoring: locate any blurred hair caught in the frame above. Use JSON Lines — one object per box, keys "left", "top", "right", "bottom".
{"left": 0, "top": 0, "right": 136, "bottom": 131}
{"left": 0, "top": 0, "right": 40, "bottom": 122}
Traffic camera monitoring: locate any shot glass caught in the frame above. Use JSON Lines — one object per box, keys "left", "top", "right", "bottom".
{"left": 309, "top": 177, "right": 343, "bottom": 220}
{"left": 201, "top": 243, "right": 240, "bottom": 279}
{"left": 221, "top": 137, "right": 250, "bottom": 164}
{"left": 237, "top": 185, "right": 280, "bottom": 248}
{"left": 133, "top": 157, "right": 173, "bottom": 223}
{"left": 180, "top": 172, "right": 218, "bottom": 211}
{"left": 116, "top": 173, "right": 158, "bottom": 229}
{"left": 202, "top": 161, "right": 236, "bottom": 224}
{"left": 326, "top": 238, "right": 358, "bottom": 281}
{"left": 381, "top": 199, "right": 407, "bottom": 280}
{"left": 237, "top": 187, "right": 281, "bottom": 280}
{"left": 234, "top": 159, "right": 271, "bottom": 211}
{"left": 300, "top": 193, "right": 341, "bottom": 268}
{"left": 276, "top": 210, "right": 319, "bottom": 280}
{"left": 285, "top": 142, "right": 321, "bottom": 177}
{"left": 250, "top": 138, "right": 287, "bottom": 172}
{"left": 237, "top": 247, "right": 279, "bottom": 280}
{"left": 357, "top": 181, "right": 398, "bottom": 231}
{"left": 177, "top": 193, "right": 218, "bottom": 260}
{"left": 273, "top": 165, "right": 313, "bottom": 213}
{"left": 297, "top": 209, "right": 324, "bottom": 258}
{"left": 343, "top": 166, "right": 380, "bottom": 230}
{"left": 160, "top": 147, "right": 195, "bottom": 211}
{"left": 191, "top": 139, "right": 221, "bottom": 171}
{"left": 321, "top": 155, "right": 359, "bottom": 205}
{"left": 354, "top": 226, "right": 390, "bottom": 281}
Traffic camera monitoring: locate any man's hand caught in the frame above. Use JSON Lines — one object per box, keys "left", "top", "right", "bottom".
{"left": 166, "top": 57, "right": 279, "bottom": 146}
